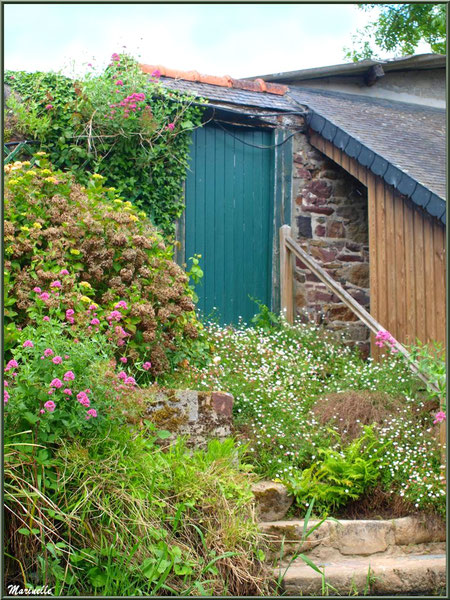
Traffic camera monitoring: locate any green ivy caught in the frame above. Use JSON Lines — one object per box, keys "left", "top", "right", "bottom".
{"left": 5, "top": 54, "right": 204, "bottom": 237}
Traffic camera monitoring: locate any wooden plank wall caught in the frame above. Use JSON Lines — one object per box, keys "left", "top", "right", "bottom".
{"left": 310, "top": 131, "right": 446, "bottom": 357}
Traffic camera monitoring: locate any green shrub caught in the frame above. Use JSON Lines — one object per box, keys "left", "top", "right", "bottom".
{"left": 5, "top": 53, "right": 204, "bottom": 235}
{"left": 285, "top": 427, "right": 389, "bottom": 513}
{"left": 4, "top": 156, "right": 203, "bottom": 373}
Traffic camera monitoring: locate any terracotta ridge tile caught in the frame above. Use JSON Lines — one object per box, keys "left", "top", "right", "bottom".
{"left": 139, "top": 64, "right": 287, "bottom": 95}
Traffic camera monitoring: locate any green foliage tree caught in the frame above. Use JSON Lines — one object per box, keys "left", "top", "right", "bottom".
{"left": 5, "top": 54, "right": 204, "bottom": 236}
{"left": 345, "top": 3, "right": 446, "bottom": 62}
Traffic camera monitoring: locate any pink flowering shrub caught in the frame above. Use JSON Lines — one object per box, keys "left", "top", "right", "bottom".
{"left": 4, "top": 157, "right": 204, "bottom": 374}
{"left": 4, "top": 286, "right": 161, "bottom": 442}
{"left": 4, "top": 317, "right": 112, "bottom": 443}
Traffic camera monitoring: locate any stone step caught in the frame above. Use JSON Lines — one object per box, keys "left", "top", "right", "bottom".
{"left": 278, "top": 553, "right": 446, "bottom": 596}
{"left": 261, "top": 515, "right": 446, "bottom": 560}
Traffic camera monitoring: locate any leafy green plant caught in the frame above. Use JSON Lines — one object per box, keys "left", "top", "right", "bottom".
{"left": 5, "top": 53, "right": 204, "bottom": 235}
{"left": 285, "top": 427, "right": 389, "bottom": 512}
{"left": 250, "top": 299, "right": 281, "bottom": 331}
{"left": 4, "top": 156, "right": 202, "bottom": 371}
{"left": 4, "top": 303, "right": 116, "bottom": 444}
{"left": 409, "top": 340, "right": 446, "bottom": 408}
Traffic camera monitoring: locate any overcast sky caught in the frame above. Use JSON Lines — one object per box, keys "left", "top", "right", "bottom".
{"left": 5, "top": 3, "right": 398, "bottom": 78}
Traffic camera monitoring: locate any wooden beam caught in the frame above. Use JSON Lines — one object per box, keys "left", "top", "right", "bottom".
{"left": 280, "top": 225, "right": 294, "bottom": 324}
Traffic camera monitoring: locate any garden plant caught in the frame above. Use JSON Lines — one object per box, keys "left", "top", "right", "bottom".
{"left": 3, "top": 52, "right": 446, "bottom": 596}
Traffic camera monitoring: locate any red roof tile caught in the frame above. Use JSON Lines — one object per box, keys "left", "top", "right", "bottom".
{"left": 140, "top": 64, "right": 288, "bottom": 95}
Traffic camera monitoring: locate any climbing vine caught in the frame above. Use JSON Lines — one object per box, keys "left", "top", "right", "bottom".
{"left": 5, "top": 54, "right": 204, "bottom": 236}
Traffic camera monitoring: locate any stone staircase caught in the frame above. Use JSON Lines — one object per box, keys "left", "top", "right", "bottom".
{"left": 252, "top": 481, "right": 446, "bottom": 596}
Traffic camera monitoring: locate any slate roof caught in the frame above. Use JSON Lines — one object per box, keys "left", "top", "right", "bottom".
{"left": 288, "top": 87, "right": 446, "bottom": 223}
{"left": 141, "top": 64, "right": 446, "bottom": 224}
{"left": 157, "top": 76, "right": 296, "bottom": 111}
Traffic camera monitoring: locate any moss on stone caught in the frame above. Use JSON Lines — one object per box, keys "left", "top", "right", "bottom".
{"left": 149, "top": 405, "right": 188, "bottom": 432}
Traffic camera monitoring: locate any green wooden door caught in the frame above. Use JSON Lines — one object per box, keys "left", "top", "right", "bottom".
{"left": 185, "top": 124, "right": 275, "bottom": 325}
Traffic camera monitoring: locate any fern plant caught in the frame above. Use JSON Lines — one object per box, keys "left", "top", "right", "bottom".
{"left": 286, "top": 426, "right": 390, "bottom": 513}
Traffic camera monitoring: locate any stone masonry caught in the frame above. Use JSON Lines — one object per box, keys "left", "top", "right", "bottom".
{"left": 292, "top": 133, "right": 371, "bottom": 356}
{"left": 145, "top": 389, "right": 233, "bottom": 447}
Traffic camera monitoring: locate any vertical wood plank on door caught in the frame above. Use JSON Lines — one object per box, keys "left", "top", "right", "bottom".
{"left": 375, "top": 178, "right": 388, "bottom": 341}
{"left": 433, "top": 221, "right": 446, "bottom": 347}
{"left": 403, "top": 199, "right": 417, "bottom": 346}
{"left": 413, "top": 205, "right": 426, "bottom": 343}
{"left": 423, "top": 214, "right": 436, "bottom": 341}
{"left": 367, "top": 173, "right": 379, "bottom": 359}
{"left": 384, "top": 187, "right": 397, "bottom": 340}
{"left": 394, "top": 192, "right": 406, "bottom": 345}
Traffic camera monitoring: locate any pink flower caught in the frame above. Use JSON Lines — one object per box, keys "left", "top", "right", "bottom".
{"left": 120, "top": 357, "right": 127, "bottom": 364}
{"left": 33, "top": 287, "right": 42, "bottom": 293}
{"left": 88, "top": 305, "right": 97, "bottom": 311}
{"left": 4, "top": 381, "right": 8, "bottom": 387}
{"left": 63, "top": 388, "right": 72, "bottom": 395}
{"left": 43, "top": 316, "right": 50, "bottom": 322}
{"left": 111, "top": 53, "right": 120, "bottom": 61}
{"left": 124, "top": 376, "right": 136, "bottom": 386}
{"left": 39, "top": 292, "right": 50, "bottom": 300}
{"left": 90, "top": 318, "right": 100, "bottom": 325}
{"left": 142, "top": 362, "right": 152, "bottom": 371}
{"left": 44, "top": 400, "right": 56, "bottom": 412}
{"left": 4, "top": 390, "right": 10, "bottom": 404}
{"left": 59, "top": 269, "right": 69, "bottom": 276}
{"left": 151, "top": 69, "right": 161, "bottom": 78}
{"left": 66, "top": 309, "right": 75, "bottom": 317}
{"left": 52, "top": 356, "right": 63, "bottom": 365}
{"left": 44, "top": 348, "right": 54, "bottom": 357}
{"left": 63, "top": 371, "right": 75, "bottom": 381}
{"left": 64, "top": 355, "right": 69, "bottom": 359}
{"left": 115, "top": 301, "right": 128, "bottom": 310}
{"left": 4, "top": 359, "right": 18, "bottom": 372}
{"left": 115, "top": 80, "right": 123, "bottom": 86}
{"left": 45, "top": 104, "right": 53, "bottom": 110}
{"left": 434, "top": 411, "right": 446, "bottom": 424}
{"left": 23, "top": 340, "right": 34, "bottom": 348}
{"left": 50, "top": 378, "right": 63, "bottom": 388}
{"left": 167, "top": 122, "right": 175, "bottom": 131}
{"left": 40, "top": 409, "right": 45, "bottom": 414}
{"left": 118, "top": 371, "right": 127, "bottom": 380}
{"left": 77, "top": 391, "right": 90, "bottom": 407}
{"left": 50, "top": 280, "right": 62, "bottom": 288}
{"left": 107, "top": 310, "right": 122, "bottom": 322}
{"left": 86, "top": 408, "right": 98, "bottom": 420}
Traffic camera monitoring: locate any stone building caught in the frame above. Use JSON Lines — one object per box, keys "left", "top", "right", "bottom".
{"left": 140, "top": 54, "right": 446, "bottom": 356}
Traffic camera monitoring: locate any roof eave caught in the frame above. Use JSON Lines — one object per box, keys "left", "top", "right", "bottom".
{"left": 252, "top": 53, "right": 446, "bottom": 83}
{"left": 306, "top": 109, "right": 446, "bottom": 224}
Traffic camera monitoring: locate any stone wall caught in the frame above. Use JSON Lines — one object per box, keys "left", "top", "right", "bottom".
{"left": 292, "top": 133, "right": 371, "bottom": 356}
{"left": 145, "top": 389, "right": 233, "bottom": 447}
